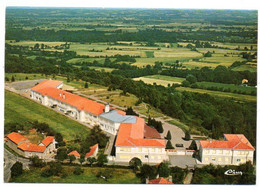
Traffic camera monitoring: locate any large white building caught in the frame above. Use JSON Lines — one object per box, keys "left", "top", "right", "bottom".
{"left": 198, "top": 134, "right": 255, "bottom": 165}
{"left": 30, "top": 80, "right": 168, "bottom": 163}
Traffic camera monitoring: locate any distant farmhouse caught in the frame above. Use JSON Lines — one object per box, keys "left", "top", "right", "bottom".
{"left": 6, "top": 132, "right": 56, "bottom": 159}
{"left": 198, "top": 134, "right": 255, "bottom": 165}
{"left": 30, "top": 80, "right": 168, "bottom": 164}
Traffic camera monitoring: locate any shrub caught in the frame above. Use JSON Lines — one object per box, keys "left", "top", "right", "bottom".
{"left": 166, "top": 140, "right": 174, "bottom": 149}
{"left": 30, "top": 156, "right": 45, "bottom": 168}
{"left": 73, "top": 166, "right": 84, "bottom": 175}
{"left": 129, "top": 157, "right": 142, "bottom": 172}
{"left": 11, "top": 161, "right": 23, "bottom": 178}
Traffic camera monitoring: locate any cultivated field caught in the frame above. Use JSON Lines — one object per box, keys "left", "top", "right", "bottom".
{"left": 133, "top": 75, "right": 185, "bottom": 87}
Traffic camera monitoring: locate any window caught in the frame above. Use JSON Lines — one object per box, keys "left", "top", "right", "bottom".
{"left": 241, "top": 151, "right": 245, "bottom": 155}
{"left": 151, "top": 156, "right": 154, "bottom": 160}
{"left": 218, "top": 157, "right": 222, "bottom": 161}
{"left": 212, "top": 150, "right": 216, "bottom": 154}
{"left": 205, "top": 150, "right": 209, "bottom": 154}
{"left": 158, "top": 156, "right": 161, "bottom": 160}
{"left": 212, "top": 157, "right": 216, "bottom": 161}
{"left": 145, "top": 155, "right": 149, "bottom": 158}
{"left": 151, "top": 148, "right": 155, "bottom": 152}
{"left": 218, "top": 150, "right": 223, "bottom": 154}
{"left": 205, "top": 157, "right": 209, "bottom": 161}
{"left": 138, "top": 147, "right": 142, "bottom": 152}
{"left": 158, "top": 148, "right": 162, "bottom": 153}
{"left": 237, "top": 159, "right": 241, "bottom": 162}
{"left": 143, "top": 148, "right": 148, "bottom": 152}
{"left": 225, "top": 150, "right": 230, "bottom": 155}
{"left": 225, "top": 157, "right": 229, "bottom": 162}
{"left": 241, "top": 158, "right": 245, "bottom": 162}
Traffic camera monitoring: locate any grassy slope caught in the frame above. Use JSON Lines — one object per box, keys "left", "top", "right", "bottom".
{"left": 5, "top": 90, "right": 90, "bottom": 141}
{"left": 11, "top": 166, "right": 141, "bottom": 184}
{"left": 176, "top": 87, "right": 256, "bottom": 102}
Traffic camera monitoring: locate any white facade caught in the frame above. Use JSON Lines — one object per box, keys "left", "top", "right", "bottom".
{"left": 199, "top": 146, "right": 254, "bottom": 165}
{"left": 31, "top": 90, "right": 118, "bottom": 135}
{"left": 115, "top": 146, "right": 168, "bottom": 163}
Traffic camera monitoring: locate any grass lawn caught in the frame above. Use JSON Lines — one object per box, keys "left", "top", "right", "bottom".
{"left": 5, "top": 90, "right": 90, "bottom": 142}
{"left": 5, "top": 73, "right": 46, "bottom": 81}
{"left": 176, "top": 87, "right": 256, "bottom": 102}
{"left": 88, "top": 66, "right": 115, "bottom": 73}
{"left": 11, "top": 166, "right": 141, "bottom": 184}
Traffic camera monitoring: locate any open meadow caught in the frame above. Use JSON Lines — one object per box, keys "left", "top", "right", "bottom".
{"left": 11, "top": 166, "right": 141, "bottom": 184}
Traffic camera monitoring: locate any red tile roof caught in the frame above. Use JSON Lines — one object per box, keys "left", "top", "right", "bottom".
{"left": 68, "top": 150, "right": 81, "bottom": 158}
{"left": 148, "top": 177, "right": 173, "bottom": 184}
{"left": 115, "top": 117, "right": 165, "bottom": 147}
{"left": 41, "top": 136, "right": 54, "bottom": 147}
{"left": 200, "top": 134, "right": 255, "bottom": 150}
{"left": 7, "top": 132, "right": 29, "bottom": 145}
{"left": 31, "top": 80, "right": 63, "bottom": 92}
{"left": 35, "top": 87, "right": 105, "bottom": 115}
{"left": 85, "top": 144, "right": 98, "bottom": 158}
{"left": 144, "top": 125, "right": 161, "bottom": 139}
{"left": 18, "top": 142, "right": 46, "bottom": 153}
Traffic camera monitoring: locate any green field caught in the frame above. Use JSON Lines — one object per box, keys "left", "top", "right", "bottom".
{"left": 5, "top": 73, "right": 46, "bottom": 81}
{"left": 5, "top": 90, "right": 90, "bottom": 141}
{"left": 11, "top": 166, "right": 141, "bottom": 184}
{"left": 176, "top": 87, "right": 256, "bottom": 102}
{"left": 196, "top": 81, "right": 256, "bottom": 94}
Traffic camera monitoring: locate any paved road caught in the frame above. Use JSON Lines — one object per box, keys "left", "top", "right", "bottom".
{"left": 183, "top": 171, "right": 193, "bottom": 184}
{"left": 169, "top": 155, "right": 196, "bottom": 168}
{"left": 4, "top": 148, "right": 31, "bottom": 182}
{"left": 156, "top": 118, "right": 192, "bottom": 149}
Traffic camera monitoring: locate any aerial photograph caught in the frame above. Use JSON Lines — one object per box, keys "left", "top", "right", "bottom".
{"left": 2, "top": 2, "right": 257, "bottom": 186}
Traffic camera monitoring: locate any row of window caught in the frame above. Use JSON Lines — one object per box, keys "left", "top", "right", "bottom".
{"left": 119, "top": 155, "right": 163, "bottom": 160}
{"left": 204, "top": 149, "right": 250, "bottom": 155}
{"left": 205, "top": 157, "right": 246, "bottom": 162}
{"left": 120, "top": 147, "right": 163, "bottom": 153}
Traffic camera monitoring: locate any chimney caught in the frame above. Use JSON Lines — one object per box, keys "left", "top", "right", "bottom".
{"left": 63, "top": 94, "right": 65, "bottom": 99}
{"left": 105, "top": 104, "right": 110, "bottom": 113}
{"left": 209, "top": 139, "right": 212, "bottom": 143}
{"left": 59, "top": 93, "right": 61, "bottom": 97}
{"left": 145, "top": 178, "right": 149, "bottom": 184}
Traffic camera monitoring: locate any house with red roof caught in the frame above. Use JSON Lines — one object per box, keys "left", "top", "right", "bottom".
{"left": 147, "top": 177, "right": 173, "bottom": 184}
{"left": 68, "top": 150, "right": 81, "bottom": 159}
{"left": 6, "top": 132, "right": 56, "bottom": 159}
{"left": 30, "top": 80, "right": 124, "bottom": 135}
{"left": 115, "top": 117, "right": 168, "bottom": 164}
{"left": 85, "top": 144, "right": 99, "bottom": 159}
{"left": 198, "top": 134, "right": 255, "bottom": 165}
